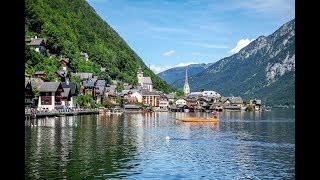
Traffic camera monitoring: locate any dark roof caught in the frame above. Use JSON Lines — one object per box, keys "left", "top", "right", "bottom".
{"left": 61, "top": 82, "right": 78, "bottom": 95}
{"left": 56, "top": 70, "right": 68, "bottom": 77}
{"left": 61, "top": 88, "right": 71, "bottom": 97}
{"left": 36, "top": 82, "right": 63, "bottom": 92}
{"left": 60, "top": 58, "right": 70, "bottom": 63}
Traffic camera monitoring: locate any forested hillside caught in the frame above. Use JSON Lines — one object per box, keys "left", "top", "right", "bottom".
{"left": 25, "top": 0, "right": 172, "bottom": 93}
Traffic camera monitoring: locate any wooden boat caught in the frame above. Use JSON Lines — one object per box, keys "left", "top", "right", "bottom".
{"left": 176, "top": 117, "right": 219, "bottom": 122}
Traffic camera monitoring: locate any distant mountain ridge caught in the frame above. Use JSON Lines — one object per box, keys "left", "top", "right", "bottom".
{"left": 157, "top": 63, "right": 212, "bottom": 84}
{"left": 171, "top": 19, "right": 295, "bottom": 106}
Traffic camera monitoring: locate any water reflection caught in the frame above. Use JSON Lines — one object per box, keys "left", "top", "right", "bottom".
{"left": 26, "top": 109, "right": 295, "bottom": 179}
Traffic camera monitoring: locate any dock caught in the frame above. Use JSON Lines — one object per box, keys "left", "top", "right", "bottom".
{"left": 25, "top": 109, "right": 99, "bottom": 119}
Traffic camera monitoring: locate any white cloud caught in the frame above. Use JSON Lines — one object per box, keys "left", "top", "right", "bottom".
{"left": 150, "top": 62, "right": 198, "bottom": 74}
{"left": 175, "top": 62, "right": 198, "bottom": 67}
{"left": 162, "top": 50, "right": 175, "bottom": 57}
{"left": 150, "top": 65, "right": 173, "bottom": 74}
{"left": 229, "top": 38, "right": 254, "bottom": 54}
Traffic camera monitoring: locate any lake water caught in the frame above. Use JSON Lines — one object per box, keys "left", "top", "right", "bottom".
{"left": 25, "top": 108, "right": 295, "bottom": 179}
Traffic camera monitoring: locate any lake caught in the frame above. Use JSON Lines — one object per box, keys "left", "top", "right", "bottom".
{"left": 25, "top": 108, "right": 295, "bottom": 179}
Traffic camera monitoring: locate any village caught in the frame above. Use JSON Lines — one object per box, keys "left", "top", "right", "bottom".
{"left": 25, "top": 36, "right": 262, "bottom": 118}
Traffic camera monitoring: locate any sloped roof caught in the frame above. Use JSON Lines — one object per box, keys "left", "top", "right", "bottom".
{"left": 82, "top": 81, "right": 95, "bottom": 87}
{"left": 36, "top": 82, "right": 63, "bottom": 92}
{"left": 61, "top": 82, "right": 77, "bottom": 95}
{"left": 166, "top": 93, "right": 175, "bottom": 99}
{"left": 28, "top": 38, "right": 46, "bottom": 46}
{"left": 60, "top": 58, "right": 70, "bottom": 63}
{"left": 56, "top": 69, "right": 68, "bottom": 77}
{"left": 142, "top": 77, "right": 152, "bottom": 84}
{"left": 61, "top": 88, "right": 71, "bottom": 97}
{"left": 75, "top": 72, "right": 93, "bottom": 80}
{"left": 96, "top": 80, "right": 106, "bottom": 86}
{"left": 34, "top": 71, "right": 46, "bottom": 75}
{"left": 229, "top": 97, "right": 243, "bottom": 104}
{"left": 141, "top": 90, "right": 160, "bottom": 96}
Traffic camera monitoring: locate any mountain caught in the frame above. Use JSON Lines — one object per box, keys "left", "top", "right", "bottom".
{"left": 157, "top": 63, "right": 212, "bottom": 84}
{"left": 25, "top": 0, "right": 172, "bottom": 93}
{"left": 172, "top": 19, "right": 295, "bottom": 107}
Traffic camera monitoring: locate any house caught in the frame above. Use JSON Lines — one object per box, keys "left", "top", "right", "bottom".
{"left": 75, "top": 72, "right": 93, "bottom": 82}
{"left": 250, "top": 99, "right": 262, "bottom": 111}
{"left": 202, "top": 91, "right": 221, "bottom": 98}
{"left": 141, "top": 90, "right": 160, "bottom": 107}
{"left": 223, "top": 96, "right": 244, "bottom": 110}
{"left": 80, "top": 51, "right": 89, "bottom": 61}
{"left": 82, "top": 80, "right": 97, "bottom": 99}
{"left": 175, "top": 98, "right": 186, "bottom": 105}
{"left": 33, "top": 82, "right": 64, "bottom": 110}
{"left": 159, "top": 94, "right": 169, "bottom": 110}
{"left": 95, "top": 80, "right": 106, "bottom": 103}
{"left": 166, "top": 93, "right": 175, "bottom": 103}
{"left": 61, "top": 88, "right": 71, "bottom": 108}
{"left": 61, "top": 82, "right": 78, "bottom": 108}
{"left": 121, "top": 89, "right": 143, "bottom": 104}
{"left": 25, "top": 36, "right": 47, "bottom": 56}
{"left": 25, "top": 81, "right": 34, "bottom": 107}
{"left": 185, "top": 97, "right": 198, "bottom": 109}
{"left": 60, "top": 57, "right": 70, "bottom": 69}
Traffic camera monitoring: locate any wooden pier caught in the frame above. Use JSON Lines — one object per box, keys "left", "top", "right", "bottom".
{"left": 25, "top": 110, "right": 99, "bottom": 119}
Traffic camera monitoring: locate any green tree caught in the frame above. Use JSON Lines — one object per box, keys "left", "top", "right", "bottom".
{"left": 175, "top": 88, "right": 185, "bottom": 98}
{"left": 102, "top": 99, "right": 114, "bottom": 108}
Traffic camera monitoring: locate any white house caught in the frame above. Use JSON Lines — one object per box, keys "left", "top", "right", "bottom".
{"left": 175, "top": 98, "right": 186, "bottom": 105}
{"left": 34, "top": 82, "right": 64, "bottom": 111}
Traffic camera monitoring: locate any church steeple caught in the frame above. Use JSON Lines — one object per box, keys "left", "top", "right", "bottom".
{"left": 183, "top": 69, "right": 190, "bottom": 94}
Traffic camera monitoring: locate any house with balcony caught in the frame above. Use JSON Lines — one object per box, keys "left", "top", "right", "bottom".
{"left": 33, "top": 82, "right": 64, "bottom": 110}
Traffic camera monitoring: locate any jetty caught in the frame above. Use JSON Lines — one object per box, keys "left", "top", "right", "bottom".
{"left": 25, "top": 109, "right": 99, "bottom": 119}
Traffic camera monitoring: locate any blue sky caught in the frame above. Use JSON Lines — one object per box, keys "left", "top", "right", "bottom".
{"left": 86, "top": 0, "right": 295, "bottom": 74}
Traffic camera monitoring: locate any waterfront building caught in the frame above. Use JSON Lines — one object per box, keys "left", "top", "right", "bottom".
{"left": 33, "top": 82, "right": 64, "bottom": 110}
{"left": 61, "top": 82, "right": 78, "bottom": 108}
{"left": 141, "top": 89, "right": 160, "bottom": 107}
{"left": 250, "top": 99, "right": 262, "bottom": 111}
{"left": 159, "top": 94, "right": 169, "bottom": 110}
{"left": 175, "top": 98, "right": 186, "bottom": 105}
{"left": 25, "top": 81, "right": 34, "bottom": 107}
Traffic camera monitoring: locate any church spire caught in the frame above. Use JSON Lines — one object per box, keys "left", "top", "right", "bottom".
{"left": 185, "top": 69, "right": 188, "bottom": 84}
{"left": 183, "top": 69, "right": 190, "bottom": 94}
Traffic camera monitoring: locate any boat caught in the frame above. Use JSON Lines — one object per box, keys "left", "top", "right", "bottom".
{"left": 176, "top": 117, "right": 219, "bottom": 122}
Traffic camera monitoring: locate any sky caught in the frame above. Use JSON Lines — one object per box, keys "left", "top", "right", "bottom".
{"left": 86, "top": 0, "right": 295, "bottom": 74}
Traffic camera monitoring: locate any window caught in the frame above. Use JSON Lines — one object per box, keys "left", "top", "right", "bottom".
{"left": 41, "top": 96, "right": 52, "bottom": 105}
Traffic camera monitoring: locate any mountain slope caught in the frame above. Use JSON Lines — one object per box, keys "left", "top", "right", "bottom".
{"left": 157, "top": 63, "right": 212, "bottom": 84}
{"left": 172, "top": 19, "right": 295, "bottom": 106}
{"left": 25, "top": 0, "right": 172, "bottom": 93}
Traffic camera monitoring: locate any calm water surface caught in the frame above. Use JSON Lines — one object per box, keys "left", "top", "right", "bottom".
{"left": 25, "top": 108, "right": 295, "bottom": 179}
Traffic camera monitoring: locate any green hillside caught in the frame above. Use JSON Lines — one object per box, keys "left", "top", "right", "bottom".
{"left": 25, "top": 0, "right": 172, "bottom": 93}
